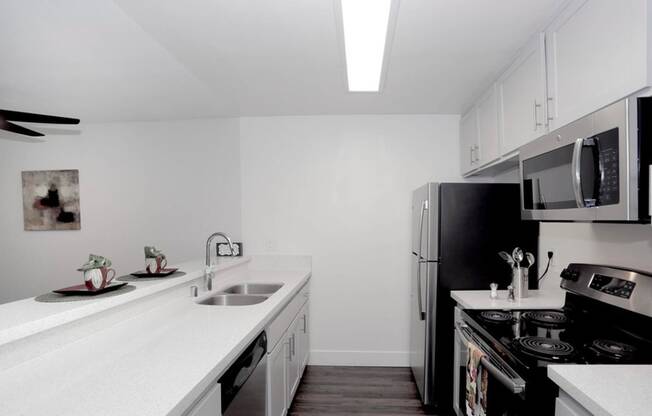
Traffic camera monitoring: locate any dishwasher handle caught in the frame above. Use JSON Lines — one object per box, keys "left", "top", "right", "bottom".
{"left": 219, "top": 331, "right": 267, "bottom": 414}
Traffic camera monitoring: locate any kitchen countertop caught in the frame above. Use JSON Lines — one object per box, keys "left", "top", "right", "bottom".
{"left": 450, "top": 289, "right": 565, "bottom": 310}
{"left": 0, "top": 256, "right": 311, "bottom": 416}
{"left": 548, "top": 365, "right": 652, "bottom": 416}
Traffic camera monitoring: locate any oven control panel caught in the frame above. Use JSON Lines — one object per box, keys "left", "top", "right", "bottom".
{"left": 589, "top": 274, "right": 636, "bottom": 299}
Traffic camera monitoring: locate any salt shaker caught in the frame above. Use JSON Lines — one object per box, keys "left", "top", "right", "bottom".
{"left": 507, "top": 285, "right": 515, "bottom": 302}
{"left": 490, "top": 283, "right": 498, "bottom": 299}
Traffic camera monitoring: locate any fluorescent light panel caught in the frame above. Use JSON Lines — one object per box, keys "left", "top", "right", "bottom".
{"left": 341, "top": 0, "right": 392, "bottom": 92}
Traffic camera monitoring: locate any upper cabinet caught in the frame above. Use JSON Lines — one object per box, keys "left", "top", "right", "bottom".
{"left": 460, "top": 107, "right": 479, "bottom": 175}
{"left": 461, "top": 0, "right": 652, "bottom": 177}
{"left": 498, "top": 33, "right": 547, "bottom": 155}
{"left": 476, "top": 84, "right": 501, "bottom": 165}
{"left": 546, "top": 0, "right": 651, "bottom": 130}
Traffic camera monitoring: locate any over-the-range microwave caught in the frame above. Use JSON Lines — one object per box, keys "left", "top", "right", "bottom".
{"left": 519, "top": 95, "right": 652, "bottom": 222}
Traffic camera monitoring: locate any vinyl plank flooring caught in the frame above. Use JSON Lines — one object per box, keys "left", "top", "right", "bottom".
{"left": 288, "top": 366, "right": 429, "bottom": 416}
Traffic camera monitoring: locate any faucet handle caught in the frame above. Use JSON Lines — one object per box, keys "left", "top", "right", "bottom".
{"left": 190, "top": 285, "right": 198, "bottom": 298}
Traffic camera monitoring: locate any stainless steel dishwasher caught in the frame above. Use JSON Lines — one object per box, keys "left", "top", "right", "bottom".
{"left": 219, "top": 331, "right": 267, "bottom": 416}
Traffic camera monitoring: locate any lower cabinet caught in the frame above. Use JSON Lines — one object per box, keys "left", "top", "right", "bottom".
{"left": 555, "top": 390, "right": 591, "bottom": 416}
{"left": 267, "top": 283, "right": 310, "bottom": 416}
{"left": 186, "top": 383, "right": 221, "bottom": 416}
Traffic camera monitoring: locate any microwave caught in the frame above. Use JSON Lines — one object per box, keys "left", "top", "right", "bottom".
{"left": 519, "top": 95, "right": 652, "bottom": 222}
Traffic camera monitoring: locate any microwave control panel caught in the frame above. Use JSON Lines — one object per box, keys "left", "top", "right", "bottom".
{"left": 595, "top": 128, "right": 620, "bottom": 205}
{"left": 589, "top": 273, "right": 635, "bottom": 299}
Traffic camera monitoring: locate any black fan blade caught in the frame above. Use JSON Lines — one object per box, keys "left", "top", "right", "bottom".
{"left": 0, "top": 109, "right": 79, "bottom": 125}
{"left": 0, "top": 119, "right": 44, "bottom": 137}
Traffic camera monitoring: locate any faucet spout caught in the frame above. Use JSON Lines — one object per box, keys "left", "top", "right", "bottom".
{"left": 204, "top": 232, "right": 236, "bottom": 291}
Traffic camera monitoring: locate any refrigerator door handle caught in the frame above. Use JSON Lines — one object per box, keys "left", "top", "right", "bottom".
{"left": 416, "top": 199, "right": 428, "bottom": 320}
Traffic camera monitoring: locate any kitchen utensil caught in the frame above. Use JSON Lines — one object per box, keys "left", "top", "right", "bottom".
{"left": 526, "top": 252, "right": 535, "bottom": 269}
{"left": 512, "top": 247, "right": 524, "bottom": 267}
{"left": 498, "top": 251, "right": 515, "bottom": 268}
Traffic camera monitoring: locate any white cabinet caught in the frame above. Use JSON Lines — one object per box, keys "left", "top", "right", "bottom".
{"left": 186, "top": 383, "right": 221, "bottom": 416}
{"left": 546, "top": 0, "right": 651, "bottom": 130}
{"left": 267, "top": 338, "right": 288, "bottom": 416}
{"left": 476, "top": 84, "right": 501, "bottom": 164}
{"left": 266, "top": 283, "right": 310, "bottom": 416}
{"left": 296, "top": 303, "right": 309, "bottom": 375}
{"left": 499, "top": 33, "right": 548, "bottom": 155}
{"left": 460, "top": 107, "right": 479, "bottom": 175}
{"left": 555, "top": 391, "right": 592, "bottom": 416}
{"left": 285, "top": 315, "right": 301, "bottom": 403}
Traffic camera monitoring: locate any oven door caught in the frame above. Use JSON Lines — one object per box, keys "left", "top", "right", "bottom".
{"left": 519, "top": 98, "right": 635, "bottom": 222}
{"left": 453, "top": 323, "right": 526, "bottom": 416}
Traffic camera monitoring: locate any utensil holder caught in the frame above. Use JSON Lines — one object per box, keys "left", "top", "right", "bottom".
{"left": 512, "top": 267, "right": 529, "bottom": 299}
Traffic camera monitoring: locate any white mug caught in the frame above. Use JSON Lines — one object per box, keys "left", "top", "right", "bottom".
{"left": 83, "top": 267, "right": 116, "bottom": 290}
{"left": 146, "top": 256, "right": 167, "bottom": 274}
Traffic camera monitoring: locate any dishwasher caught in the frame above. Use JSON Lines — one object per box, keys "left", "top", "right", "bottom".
{"left": 218, "top": 331, "right": 267, "bottom": 416}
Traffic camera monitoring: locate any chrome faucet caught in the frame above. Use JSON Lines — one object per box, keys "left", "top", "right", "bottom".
{"left": 204, "top": 232, "right": 236, "bottom": 291}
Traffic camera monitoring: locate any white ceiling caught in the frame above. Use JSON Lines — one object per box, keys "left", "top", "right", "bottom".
{"left": 0, "top": 0, "right": 565, "bottom": 122}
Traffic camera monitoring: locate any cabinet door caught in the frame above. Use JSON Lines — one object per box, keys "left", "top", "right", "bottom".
{"left": 186, "top": 383, "right": 221, "bottom": 416}
{"left": 476, "top": 84, "right": 501, "bottom": 164}
{"left": 267, "top": 339, "right": 288, "bottom": 416}
{"left": 296, "top": 302, "right": 310, "bottom": 377}
{"left": 499, "top": 33, "right": 547, "bottom": 154}
{"left": 546, "top": 0, "right": 649, "bottom": 130}
{"left": 285, "top": 316, "right": 301, "bottom": 404}
{"left": 459, "top": 107, "right": 479, "bottom": 174}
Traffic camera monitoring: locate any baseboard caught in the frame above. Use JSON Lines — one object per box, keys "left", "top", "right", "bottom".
{"left": 309, "top": 349, "right": 410, "bottom": 367}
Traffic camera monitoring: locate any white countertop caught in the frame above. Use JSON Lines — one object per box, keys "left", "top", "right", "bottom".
{"left": 0, "top": 256, "right": 311, "bottom": 416}
{"left": 0, "top": 256, "right": 250, "bottom": 347}
{"left": 450, "top": 289, "right": 566, "bottom": 310}
{"left": 548, "top": 365, "right": 652, "bottom": 416}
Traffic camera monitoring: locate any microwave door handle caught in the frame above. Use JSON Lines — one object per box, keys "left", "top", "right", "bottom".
{"left": 571, "top": 138, "right": 586, "bottom": 208}
{"left": 416, "top": 200, "right": 428, "bottom": 321}
{"left": 455, "top": 324, "right": 526, "bottom": 394}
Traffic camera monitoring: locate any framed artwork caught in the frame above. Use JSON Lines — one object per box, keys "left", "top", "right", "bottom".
{"left": 21, "top": 169, "right": 81, "bottom": 231}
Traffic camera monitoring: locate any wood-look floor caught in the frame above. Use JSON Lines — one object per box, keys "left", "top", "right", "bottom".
{"left": 288, "top": 366, "right": 430, "bottom": 416}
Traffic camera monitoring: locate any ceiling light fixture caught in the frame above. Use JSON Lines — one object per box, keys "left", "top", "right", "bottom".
{"left": 340, "top": 0, "right": 392, "bottom": 92}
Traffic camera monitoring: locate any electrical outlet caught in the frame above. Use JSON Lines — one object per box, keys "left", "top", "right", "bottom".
{"left": 265, "top": 239, "right": 277, "bottom": 252}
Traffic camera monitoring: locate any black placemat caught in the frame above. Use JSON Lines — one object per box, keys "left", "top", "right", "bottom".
{"left": 34, "top": 284, "right": 137, "bottom": 303}
{"left": 116, "top": 271, "right": 186, "bottom": 282}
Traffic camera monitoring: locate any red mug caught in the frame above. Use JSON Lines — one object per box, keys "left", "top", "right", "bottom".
{"left": 83, "top": 266, "right": 116, "bottom": 290}
{"left": 146, "top": 256, "right": 167, "bottom": 274}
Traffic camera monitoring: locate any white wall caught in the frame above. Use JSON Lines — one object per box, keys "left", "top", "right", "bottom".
{"left": 239, "top": 114, "right": 461, "bottom": 366}
{"left": 538, "top": 222, "right": 652, "bottom": 290}
{"left": 0, "top": 119, "right": 241, "bottom": 303}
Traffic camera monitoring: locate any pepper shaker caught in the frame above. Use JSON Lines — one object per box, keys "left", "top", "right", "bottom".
{"left": 490, "top": 283, "right": 498, "bottom": 299}
{"left": 507, "top": 285, "right": 515, "bottom": 302}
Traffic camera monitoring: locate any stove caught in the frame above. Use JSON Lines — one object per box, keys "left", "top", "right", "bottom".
{"left": 454, "top": 263, "right": 652, "bottom": 416}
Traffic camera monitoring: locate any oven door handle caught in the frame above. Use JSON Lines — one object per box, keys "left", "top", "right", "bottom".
{"left": 571, "top": 138, "right": 586, "bottom": 208}
{"left": 455, "top": 323, "right": 526, "bottom": 394}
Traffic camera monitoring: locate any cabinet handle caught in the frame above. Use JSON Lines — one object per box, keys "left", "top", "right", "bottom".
{"left": 534, "top": 100, "right": 543, "bottom": 131}
{"left": 473, "top": 144, "right": 480, "bottom": 162}
{"left": 285, "top": 341, "right": 292, "bottom": 361}
{"left": 470, "top": 146, "right": 475, "bottom": 165}
{"left": 302, "top": 314, "right": 307, "bottom": 333}
{"left": 291, "top": 334, "right": 296, "bottom": 357}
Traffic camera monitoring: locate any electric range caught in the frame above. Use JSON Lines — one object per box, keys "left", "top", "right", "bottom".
{"left": 454, "top": 263, "right": 652, "bottom": 416}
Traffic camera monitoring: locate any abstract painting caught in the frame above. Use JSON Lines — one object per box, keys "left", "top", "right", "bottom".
{"left": 22, "top": 170, "right": 81, "bottom": 231}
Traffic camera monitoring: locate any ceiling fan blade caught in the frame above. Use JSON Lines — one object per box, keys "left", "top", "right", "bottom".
{"left": 0, "top": 109, "right": 79, "bottom": 125}
{"left": 0, "top": 119, "right": 45, "bottom": 137}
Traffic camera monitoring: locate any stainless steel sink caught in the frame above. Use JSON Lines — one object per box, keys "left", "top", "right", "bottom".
{"left": 221, "top": 283, "right": 283, "bottom": 295}
{"left": 197, "top": 294, "right": 268, "bottom": 306}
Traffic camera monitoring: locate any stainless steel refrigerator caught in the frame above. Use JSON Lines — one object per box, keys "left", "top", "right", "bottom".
{"left": 409, "top": 183, "right": 538, "bottom": 412}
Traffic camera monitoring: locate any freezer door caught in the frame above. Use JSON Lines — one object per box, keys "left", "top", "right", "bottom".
{"left": 410, "top": 258, "right": 438, "bottom": 405}
{"left": 411, "top": 183, "right": 439, "bottom": 261}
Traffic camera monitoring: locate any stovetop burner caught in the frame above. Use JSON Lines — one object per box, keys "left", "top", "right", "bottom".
{"left": 478, "top": 310, "right": 512, "bottom": 324}
{"left": 514, "top": 336, "right": 576, "bottom": 361}
{"left": 589, "top": 339, "right": 637, "bottom": 362}
{"left": 522, "top": 310, "right": 569, "bottom": 328}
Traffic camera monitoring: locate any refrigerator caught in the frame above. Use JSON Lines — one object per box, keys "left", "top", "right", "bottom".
{"left": 409, "top": 183, "right": 538, "bottom": 412}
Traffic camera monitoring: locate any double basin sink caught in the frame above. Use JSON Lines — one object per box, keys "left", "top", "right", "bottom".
{"left": 196, "top": 283, "right": 283, "bottom": 306}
